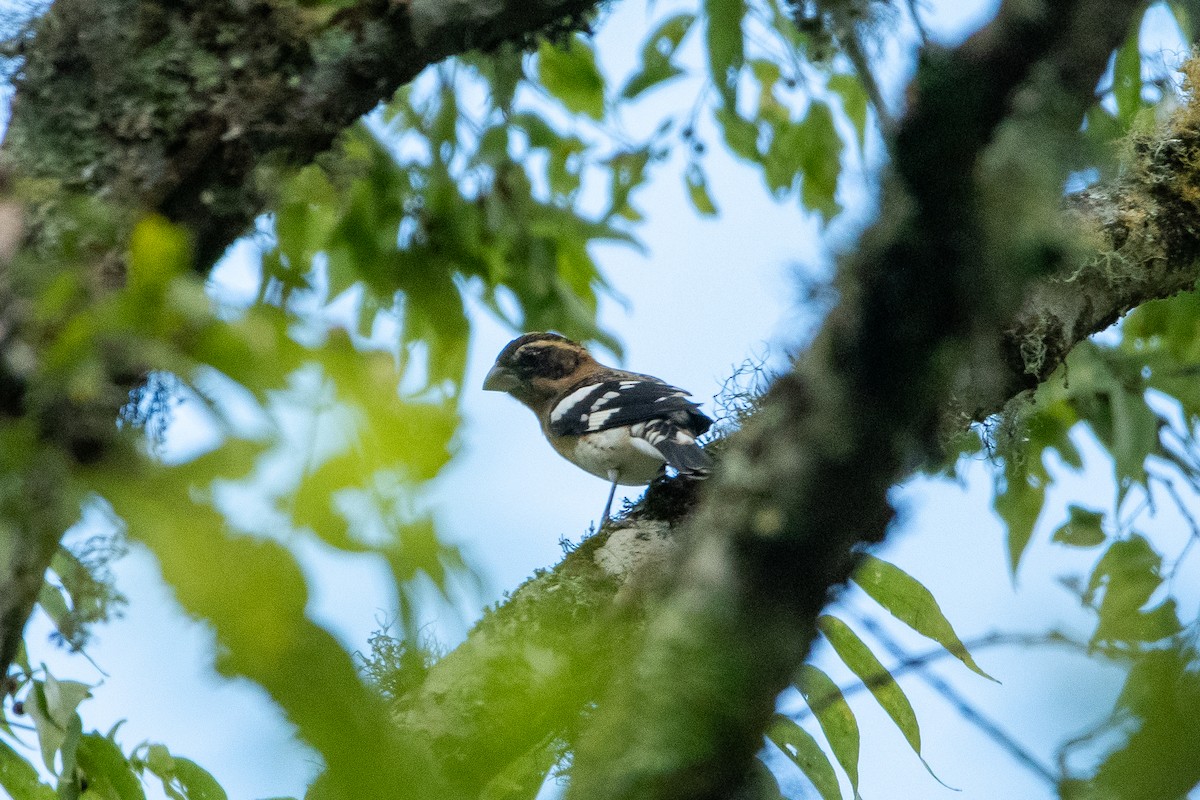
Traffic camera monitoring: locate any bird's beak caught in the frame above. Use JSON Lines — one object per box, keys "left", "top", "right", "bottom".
{"left": 483, "top": 364, "right": 519, "bottom": 392}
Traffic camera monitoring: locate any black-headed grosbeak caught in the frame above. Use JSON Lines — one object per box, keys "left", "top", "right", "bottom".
{"left": 483, "top": 332, "right": 712, "bottom": 524}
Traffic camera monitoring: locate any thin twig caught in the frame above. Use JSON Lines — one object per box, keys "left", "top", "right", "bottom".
{"left": 795, "top": 628, "right": 1088, "bottom": 716}
{"left": 848, "top": 612, "right": 1059, "bottom": 788}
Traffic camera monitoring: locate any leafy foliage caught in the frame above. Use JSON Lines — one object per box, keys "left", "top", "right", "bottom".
{"left": 2, "top": 1, "right": 1200, "bottom": 799}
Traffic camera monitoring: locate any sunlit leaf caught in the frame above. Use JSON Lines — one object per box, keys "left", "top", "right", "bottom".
{"left": 140, "top": 744, "right": 228, "bottom": 800}
{"left": 853, "top": 555, "right": 995, "bottom": 681}
{"left": 818, "top": 616, "right": 920, "bottom": 754}
{"left": 0, "top": 737, "right": 56, "bottom": 800}
{"left": 27, "top": 674, "right": 90, "bottom": 770}
{"left": 796, "top": 665, "right": 859, "bottom": 795}
{"left": 538, "top": 36, "right": 606, "bottom": 120}
{"left": 74, "top": 732, "right": 146, "bottom": 800}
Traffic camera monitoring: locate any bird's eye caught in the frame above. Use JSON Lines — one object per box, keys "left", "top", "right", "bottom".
{"left": 515, "top": 347, "right": 543, "bottom": 366}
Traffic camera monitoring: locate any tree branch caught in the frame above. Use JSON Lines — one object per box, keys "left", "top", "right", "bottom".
{"left": 380, "top": 24, "right": 1200, "bottom": 800}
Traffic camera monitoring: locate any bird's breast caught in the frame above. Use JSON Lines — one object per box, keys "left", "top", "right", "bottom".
{"left": 554, "top": 427, "right": 666, "bottom": 485}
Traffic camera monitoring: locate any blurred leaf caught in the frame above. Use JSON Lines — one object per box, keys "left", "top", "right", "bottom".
{"left": 127, "top": 215, "right": 190, "bottom": 295}
{"left": 1169, "top": 1, "right": 1195, "bottom": 39}
{"left": 171, "top": 758, "right": 226, "bottom": 800}
{"left": 796, "top": 665, "right": 859, "bottom": 795}
{"left": 139, "top": 744, "right": 227, "bottom": 800}
{"left": 1112, "top": 25, "right": 1143, "bottom": 128}
{"left": 715, "top": 107, "right": 759, "bottom": 161}
{"left": 745, "top": 756, "right": 789, "bottom": 800}
{"left": 1084, "top": 535, "right": 1180, "bottom": 648}
{"left": 798, "top": 101, "right": 843, "bottom": 220}
{"left": 853, "top": 555, "right": 995, "bottom": 681}
{"left": 74, "top": 733, "right": 145, "bottom": 800}
{"left": 538, "top": 36, "right": 606, "bottom": 120}
{"left": 1052, "top": 506, "right": 1107, "bottom": 548}
{"left": 0, "top": 737, "right": 56, "bottom": 800}
{"left": 684, "top": 163, "right": 719, "bottom": 216}
{"left": 90, "top": 449, "right": 458, "bottom": 800}
{"left": 1109, "top": 379, "right": 1160, "bottom": 503}
{"left": 828, "top": 73, "right": 868, "bottom": 150}
{"left": 705, "top": 0, "right": 746, "bottom": 107}
{"left": 818, "top": 616, "right": 920, "bottom": 755}
{"left": 28, "top": 674, "right": 90, "bottom": 771}
{"left": 621, "top": 13, "right": 694, "bottom": 99}
{"left": 994, "top": 452, "right": 1047, "bottom": 576}
{"left": 766, "top": 715, "right": 840, "bottom": 800}
{"left": 607, "top": 148, "right": 652, "bottom": 221}
{"left": 1067, "top": 649, "right": 1200, "bottom": 799}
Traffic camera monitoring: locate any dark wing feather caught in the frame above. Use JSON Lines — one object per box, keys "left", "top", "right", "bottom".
{"left": 548, "top": 379, "right": 712, "bottom": 438}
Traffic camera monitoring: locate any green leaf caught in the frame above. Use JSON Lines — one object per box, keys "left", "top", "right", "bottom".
{"left": 715, "top": 107, "right": 759, "bottom": 161}
{"left": 798, "top": 101, "right": 843, "bottom": 220}
{"left": 27, "top": 674, "right": 91, "bottom": 771}
{"left": 1067, "top": 649, "right": 1200, "bottom": 799}
{"left": 766, "top": 715, "right": 841, "bottom": 800}
{"left": 1084, "top": 535, "right": 1181, "bottom": 647}
{"left": 621, "top": 13, "right": 694, "bottom": 99}
{"left": 89, "top": 451, "right": 457, "bottom": 800}
{"left": 684, "top": 163, "right": 719, "bottom": 217}
{"left": 796, "top": 665, "right": 859, "bottom": 796}
{"left": 828, "top": 74, "right": 868, "bottom": 150}
{"left": 127, "top": 215, "right": 191, "bottom": 294}
{"left": 853, "top": 555, "right": 995, "bottom": 681}
{"left": 0, "top": 737, "right": 56, "bottom": 800}
{"left": 705, "top": 0, "right": 745, "bottom": 107}
{"left": 171, "top": 758, "right": 227, "bottom": 800}
{"left": 818, "top": 616, "right": 921, "bottom": 754}
{"left": 1111, "top": 24, "right": 1143, "bottom": 128}
{"left": 140, "top": 746, "right": 227, "bottom": 800}
{"left": 1108, "top": 380, "right": 1160, "bottom": 503}
{"left": 1169, "top": 1, "right": 1195, "bottom": 39}
{"left": 994, "top": 454, "right": 1047, "bottom": 576}
{"left": 537, "top": 36, "right": 606, "bottom": 120}
{"left": 74, "top": 733, "right": 146, "bottom": 800}
{"left": 1052, "top": 505, "right": 1107, "bottom": 547}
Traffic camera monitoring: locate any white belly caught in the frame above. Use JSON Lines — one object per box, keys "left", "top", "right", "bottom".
{"left": 566, "top": 427, "right": 666, "bottom": 485}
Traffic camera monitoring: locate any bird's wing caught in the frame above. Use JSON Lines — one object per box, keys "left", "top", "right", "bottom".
{"left": 547, "top": 378, "right": 711, "bottom": 438}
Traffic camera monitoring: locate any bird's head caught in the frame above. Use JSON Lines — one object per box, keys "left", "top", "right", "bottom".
{"left": 483, "top": 332, "right": 596, "bottom": 408}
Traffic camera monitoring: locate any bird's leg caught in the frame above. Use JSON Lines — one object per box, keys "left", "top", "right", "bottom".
{"left": 601, "top": 469, "right": 619, "bottom": 527}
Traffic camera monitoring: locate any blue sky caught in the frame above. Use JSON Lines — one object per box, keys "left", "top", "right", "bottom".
{"left": 13, "top": 1, "right": 1200, "bottom": 799}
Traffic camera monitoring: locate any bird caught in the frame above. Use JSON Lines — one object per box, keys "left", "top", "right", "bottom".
{"left": 483, "top": 332, "right": 713, "bottom": 525}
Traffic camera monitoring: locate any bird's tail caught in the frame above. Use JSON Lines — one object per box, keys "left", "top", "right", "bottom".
{"left": 640, "top": 420, "right": 712, "bottom": 475}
